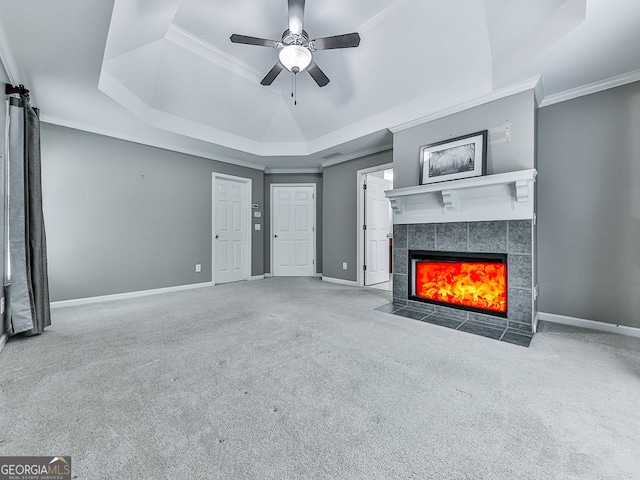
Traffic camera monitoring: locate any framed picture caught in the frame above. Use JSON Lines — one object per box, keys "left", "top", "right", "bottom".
{"left": 419, "top": 130, "right": 487, "bottom": 185}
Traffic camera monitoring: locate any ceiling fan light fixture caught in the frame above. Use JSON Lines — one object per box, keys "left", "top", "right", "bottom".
{"left": 279, "top": 45, "right": 312, "bottom": 73}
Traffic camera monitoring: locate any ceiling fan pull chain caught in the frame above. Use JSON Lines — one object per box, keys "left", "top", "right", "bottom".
{"left": 294, "top": 73, "right": 297, "bottom": 106}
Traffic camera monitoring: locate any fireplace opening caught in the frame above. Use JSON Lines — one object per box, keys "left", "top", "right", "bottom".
{"left": 409, "top": 250, "right": 508, "bottom": 317}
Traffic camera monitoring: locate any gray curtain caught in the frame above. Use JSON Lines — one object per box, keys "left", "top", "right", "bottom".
{"left": 7, "top": 94, "right": 50, "bottom": 335}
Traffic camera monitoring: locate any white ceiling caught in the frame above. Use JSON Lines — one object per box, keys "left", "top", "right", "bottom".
{"left": 1, "top": 0, "right": 640, "bottom": 170}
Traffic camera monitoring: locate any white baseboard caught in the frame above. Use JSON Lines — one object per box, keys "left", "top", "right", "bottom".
{"left": 321, "top": 276, "right": 358, "bottom": 287}
{"left": 263, "top": 273, "right": 321, "bottom": 279}
{"left": 538, "top": 312, "right": 640, "bottom": 338}
{"left": 250, "top": 275, "right": 265, "bottom": 281}
{"left": 533, "top": 312, "right": 540, "bottom": 334}
{"left": 51, "top": 282, "right": 214, "bottom": 309}
{"left": 0, "top": 331, "right": 8, "bottom": 355}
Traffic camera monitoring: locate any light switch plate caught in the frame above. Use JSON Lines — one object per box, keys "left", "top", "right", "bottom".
{"left": 255, "top": 224, "right": 261, "bottom": 230}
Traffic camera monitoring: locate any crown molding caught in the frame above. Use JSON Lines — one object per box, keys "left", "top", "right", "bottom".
{"left": 165, "top": 24, "right": 281, "bottom": 94}
{"left": 533, "top": 76, "right": 545, "bottom": 107}
{"left": 320, "top": 143, "right": 392, "bottom": 168}
{"left": 39, "top": 114, "right": 267, "bottom": 172}
{"left": 265, "top": 168, "right": 322, "bottom": 174}
{"left": 359, "top": 0, "right": 415, "bottom": 33}
{"left": 539, "top": 69, "right": 640, "bottom": 107}
{"left": 389, "top": 76, "right": 543, "bottom": 133}
{"left": 98, "top": 68, "right": 308, "bottom": 157}
{"left": 0, "top": 16, "right": 20, "bottom": 84}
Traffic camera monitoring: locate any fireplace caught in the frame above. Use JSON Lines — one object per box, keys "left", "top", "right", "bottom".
{"left": 409, "top": 250, "right": 508, "bottom": 317}
{"left": 386, "top": 170, "right": 537, "bottom": 334}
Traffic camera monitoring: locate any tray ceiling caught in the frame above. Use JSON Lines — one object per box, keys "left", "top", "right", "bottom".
{"left": 1, "top": 0, "right": 640, "bottom": 169}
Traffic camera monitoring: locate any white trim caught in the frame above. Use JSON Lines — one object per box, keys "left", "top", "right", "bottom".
{"left": 212, "top": 173, "right": 253, "bottom": 285}
{"left": 40, "top": 112, "right": 391, "bottom": 173}
{"left": 250, "top": 275, "right": 265, "bottom": 281}
{"left": 359, "top": 0, "right": 414, "bottom": 33}
{"left": 533, "top": 312, "right": 540, "bottom": 334}
{"left": 97, "top": 68, "right": 309, "bottom": 158}
{"left": 387, "top": 169, "right": 537, "bottom": 224}
{"left": 0, "top": 16, "right": 20, "bottom": 84}
{"left": 539, "top": 69, "right": 640, "bottom": 107}
{"left": 264, "top": 273, "right": 273, "bottom": 278}
{"left": 166, "top": 24, "right": 281, "bottom": 93}
{"left": 40, "top": 115, "right": 266, "bottom": 172}
{"left": 314, "top": 273, "right": 323, "bottom": 278}
{"left": 270, "top": 184, "right": 317, "bottom": 278}
{"left": 0, "top": 331, "right": 8, "bottom": 355}
{"left": 538, "top": 312, "right": 640, "bottom": 339}
{"left": 320, "top": 144, "right": 392, "bottom": 168}
{"left": 390, "top": 76, "right": 542, "bottom": 133}
{"left": 265, "top": 167, "right": 322, "bottom": 174}
{"left": 50, "top": 282, "right": 214, "bottom": 309}
{"left": 356, "top": 163, "right": 394, "bottom": 287}
{"left": 355, "top": 162, "right": 395, "bottom": 176}
{"left": 533, "top": 76, "right": 546, "bottom": 107}
{"left": 321, "top": 276, "right": 358, "bottom": 287}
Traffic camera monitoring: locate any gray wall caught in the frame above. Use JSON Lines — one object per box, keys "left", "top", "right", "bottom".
{"left": 264, "top": 173, "right": 322, "bottom": 275}
{"left": 537, "top": 81, "right": 640, "bottom": 328}
{"left": 322, "top": 150, "right": 392, "bottom": 281}
{"left": 393, "top": 91, "right": 536, "bottom": 188}
{"left": 41, "top": 124, "right": 264, "bottom": 301}
{"left": 1, "top": 66, "right": 9, "bottom": 335}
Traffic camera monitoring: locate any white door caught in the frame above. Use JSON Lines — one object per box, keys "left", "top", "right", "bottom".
{"left": 214, "top": 176, "right": 249, "bottom": 284}
{"left": 365, "top": 174, "right": 391, "bottom": 285}
{"left": 272, "top": 185, "right": 315, "bottom": 277}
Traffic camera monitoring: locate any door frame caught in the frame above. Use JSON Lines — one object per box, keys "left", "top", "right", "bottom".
{"left": 212, "top": 172, "right": 252, "bottom": 286}
{"left": 356, "top": 163, "right": 393, "bottom": 287}
{"left": 270, "top": 183, "right": 317, "bottom": 277}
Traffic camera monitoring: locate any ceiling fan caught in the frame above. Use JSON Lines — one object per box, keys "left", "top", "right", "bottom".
{"left": 230, "top": 0, "right": 360, "bottom": 87}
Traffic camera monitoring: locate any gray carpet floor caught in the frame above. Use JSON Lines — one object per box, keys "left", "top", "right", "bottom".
{"left": 1, "top": 278, "right": 639, "bottom": 479}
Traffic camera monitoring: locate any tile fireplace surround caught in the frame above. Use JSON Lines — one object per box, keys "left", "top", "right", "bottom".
{"left": 392, "top": 220, "right": 534, "bottom": 333}
{"left": 385, "top": 170, "right": 537, "bottom": 337}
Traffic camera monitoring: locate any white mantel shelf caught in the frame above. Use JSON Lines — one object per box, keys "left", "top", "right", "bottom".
{"left": 386, "top": 169, "right": 537, "bottom": 225}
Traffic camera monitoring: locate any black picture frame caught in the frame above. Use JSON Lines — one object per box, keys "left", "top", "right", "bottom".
{"left": 419, "top": 130, "right": 488, "bottom": 185}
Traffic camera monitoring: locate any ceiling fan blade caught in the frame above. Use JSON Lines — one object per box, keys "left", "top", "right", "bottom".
{"left": 312, "top": 33, "right": 361, "bottom": 50}
{"left": 307, "top": 61, "right": 329, "bottom": 87}
{"left": 288, "top": 0, "right": 305, "bottom": 35}
{"left": 230, "top": 34, "right": 279, "bottom": 48}
{"left": 261, "top": 62, "right": 285, "bottom": 86}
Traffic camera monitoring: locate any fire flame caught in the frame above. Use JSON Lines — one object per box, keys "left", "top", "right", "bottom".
{"left": 415, "top": 261, "right": 507, "bottom": 313}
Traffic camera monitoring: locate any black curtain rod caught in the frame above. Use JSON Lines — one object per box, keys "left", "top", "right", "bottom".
{"left": 5, "top": 83, "right": 29, "bottom": 96}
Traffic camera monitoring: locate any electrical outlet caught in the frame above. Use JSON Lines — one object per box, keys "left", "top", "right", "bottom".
{"left": 195, "top": 264, "right": 202, "bottom": 273}
{"left": 342, "top": 262, "right": 348, "bottom": 270}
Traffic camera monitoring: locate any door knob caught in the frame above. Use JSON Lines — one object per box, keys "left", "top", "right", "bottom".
{"left": 274, "top": 234, "right": 278, "bottom": 238}
{"left": 215, "top": 234, "right": 219, "bottom": 239}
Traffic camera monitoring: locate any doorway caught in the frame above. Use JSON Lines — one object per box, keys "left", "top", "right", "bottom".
{"left": 356, "top": 164, "right": 393, "bottom": 289}
{"left": 212, "top": 173, "right": 252, "bottom": 285}
{"left": 270, "top": 184, "right": 316, "bottom": 277}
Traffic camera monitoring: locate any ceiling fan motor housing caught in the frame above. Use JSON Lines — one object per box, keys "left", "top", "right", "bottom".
{"left": 282, "top": 29, "right": 309, "bottom": 47}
